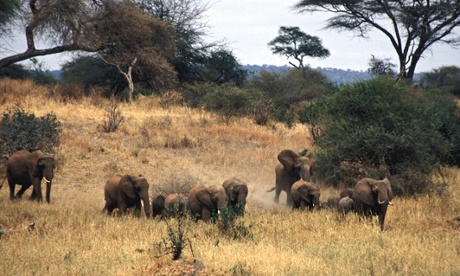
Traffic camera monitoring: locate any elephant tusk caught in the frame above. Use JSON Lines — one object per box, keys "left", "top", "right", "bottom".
{"left": 378, "top": 200, "right": 386, "bottom": 205}
{"left": 389, "top": 201, "right": 393, "bottom": 205}
{"left": 44, "top": 177, "right": 51, "bottom": 183}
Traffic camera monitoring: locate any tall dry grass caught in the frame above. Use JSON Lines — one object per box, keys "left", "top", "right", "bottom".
{"left": 0, "top": 79, "right": 459, "bottom": 275}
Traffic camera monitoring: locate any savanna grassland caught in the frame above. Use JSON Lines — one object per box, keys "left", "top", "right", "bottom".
{"left": 0, "top": 79, "right": 459, "bottom": 275}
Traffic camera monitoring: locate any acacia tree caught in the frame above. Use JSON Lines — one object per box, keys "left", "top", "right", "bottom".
{"left": 294, "top": 0, "right": 460, "bottom": 81}
{"left": 268, "top": 26, "right": 330, "bottom": 74}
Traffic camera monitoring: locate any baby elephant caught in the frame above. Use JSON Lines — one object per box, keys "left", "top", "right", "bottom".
{"left": 290, "top": 180, "right": 321, "bottom": 210}
{"left": 222, "top": 177, "right": 249, "bottom": 215}
{"left": 338, "top": 196, "right": 355, "bottom": 215}
{"left": 103, "top": 174, "right": 151, "bottom": 217}
{"left": 165, "top": 193, "right": 189, "bottom": 217}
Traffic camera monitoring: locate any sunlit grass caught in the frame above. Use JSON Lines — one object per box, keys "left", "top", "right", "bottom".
{"left": 0, "top": 79, "right": 459, "bottom": 275}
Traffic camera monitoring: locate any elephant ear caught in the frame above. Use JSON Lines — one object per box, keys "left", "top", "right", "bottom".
{"left": 119, "top": 175, "right": 137, "bottom": 199}
{"left": 297, "top": 183, "right": 312, "bottom": 203}
{"left": 355, "top": 178, "right": 375, "bottom": 206}
{"left": 383, "top": 178, "right": 394, "bottom": 202}
{"left": 196, "top": 187, "right": 215, "bottom": 210}
{"left": 278, "top": 149, "right": 301, "bottom": 172}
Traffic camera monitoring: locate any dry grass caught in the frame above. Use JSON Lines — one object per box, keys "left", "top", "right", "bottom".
{"left": 0, "top": 79, "right": 459, "bottom": 275}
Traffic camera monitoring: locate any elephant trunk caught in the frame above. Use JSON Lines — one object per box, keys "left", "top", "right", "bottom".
{"left": 141, "top": 192, "right": 151, "bottom": 218}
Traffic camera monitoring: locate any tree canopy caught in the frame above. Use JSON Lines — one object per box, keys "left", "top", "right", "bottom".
{"left": 294, "top": 0, "right": 460, "bottom": 81}
{"left": 268, "top": 26, "right": 330, "bottom": 71}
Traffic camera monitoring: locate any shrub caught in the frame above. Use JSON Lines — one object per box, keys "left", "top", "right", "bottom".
{"left": 301, "top": 77, "right": 460, "bottom": 195}
{"left": 100, "top": 103, "right": 124, "bottom": 133}
{"left": 0, "top": 108, "right": 61, "bottom": 159}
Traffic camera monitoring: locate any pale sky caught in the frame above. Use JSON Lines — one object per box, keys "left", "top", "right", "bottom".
{"left": 2, "top": 0, "right": 459, "bottom": 73}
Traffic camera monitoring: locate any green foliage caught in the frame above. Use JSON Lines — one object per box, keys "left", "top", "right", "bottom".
{"left": 302, "top": 77, "right": 460, "bottom": 195}
{"left": 155, "top": 217, "right": 193, "bottom": 260}
{"left": 268, "top": 26, "right": 330, "bottom": 70}
{"left": 218, "top": 205, "right": 253, "bottom": 240}
{"left": 419, "top": 66, "right": 460, "bottom": 96}
{"left": 0, "top": 64, "right": 32, "bottom": 79}
{"left": 0, "top": 108, "right": 61, "bottom": 158}
{"left": 202, "top": 48, "right": 248, "bottom": 86}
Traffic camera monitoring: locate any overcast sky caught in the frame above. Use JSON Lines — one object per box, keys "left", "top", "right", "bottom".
{"left": 203, "top": 0, "right": 460, "bottom": 73}
{"left": 2, "top": 0, "right": 459, "bottom": 73}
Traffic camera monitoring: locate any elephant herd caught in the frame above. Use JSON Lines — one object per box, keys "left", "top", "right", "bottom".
{"left": 103, "top": 175, "right": 248, "bottom": 222}
{"left": 3, "top": 149, "right": 393, "bottom": 230}
{"left": 267, "top": 149, "right": 394, "bottom": 231}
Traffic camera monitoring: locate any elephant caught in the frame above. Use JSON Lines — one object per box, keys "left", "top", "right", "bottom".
{"left": 152, "top": 193, "right": 167, "bottom": 218}
{"left": 188, "top": 184, "right": 228, "bottom": 222}
{"left": 290, "top": 180, "right": 321, "bottom": 210}
{"left": 340, "top": 188, "right": 354, "bottom": 199}
{"left": 324, "top": 195, "right": 340, "bottom": 209}
{"left": 267, "top": 149, "right": 315, "bottom": 206}
{"left": 165, "top": 193, "right": 189, "bottom": 217}
{"left": 6, "top": 149, "right": 55, "bottom": 203}
{"left": 351, "top": 177, "right": 393, "bottom": 231}
{"left": 103, "top": 174, "right": 151, "bottom": 217}
{"left": 338, "top": 196, "right": 354, "bottom": 215}
{"left": 222, "top": 177, "right": 248, "bottom": 215}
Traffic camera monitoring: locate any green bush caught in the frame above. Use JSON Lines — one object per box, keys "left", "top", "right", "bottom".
{"left": 301, "top": 77, "right": 460, "bottom": 195}
{"left": 0, "top": 108, "right": 61, "bottom": 159}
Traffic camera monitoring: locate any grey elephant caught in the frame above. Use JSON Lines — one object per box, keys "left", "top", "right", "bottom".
{"left": 103, "top": 174, "right": 151, "bottom": 217}
{"left": 165, "top": 193, "right": 189, "bottom": 217}
{"left": 188, "top": 184, "right": 228, "bottom": 222}
{"left": 338, "top": 196, "right": 354, "bottom": 214}
{"left": 222, "top": 177, "right": 248, "bottom": 215}
{"left": 152, "top": 193, "right": 167, "bottom": 218}
{"left": 6, "top": 150, "right": 55, "bottom": 203}
{"left": 267, "top": 149, "right": 315, "bottom": 206}
{"left": 290, "top": 179, "right": 321, "bottom": 210}
{"left": 351, "top": 177, "right": 393, "bottom": 231}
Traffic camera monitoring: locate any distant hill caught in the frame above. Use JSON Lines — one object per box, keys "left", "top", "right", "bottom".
{"left": 242, "top": 64, "right": 371, "bottom": 85}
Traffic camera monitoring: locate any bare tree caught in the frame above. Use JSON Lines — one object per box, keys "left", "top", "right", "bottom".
{"left": 294, "top": 0, "right": 460, "bottom": 81}
{"left": 95, "top": 0, "right": 176, "bottom": 101}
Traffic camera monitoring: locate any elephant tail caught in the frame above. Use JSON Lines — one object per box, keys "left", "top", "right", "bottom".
{"left": 266, "top": 187, "right": 276, "bottom": 193}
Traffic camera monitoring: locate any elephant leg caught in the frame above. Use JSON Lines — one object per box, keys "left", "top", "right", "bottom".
{"left": 32, "top": 179, "right": 43, "bottom": 201}
{"left": 8, "top": 180, "right": 15, "bottom": 200}
{"left": 378, "top": 205, "right": 388, "bottom": 231}
{"left": 201, "top": 208, "right": 212, "bottom": 222}
{"left": 286, "top": 189, "right": 293, "bottom": 207}
{"left": 274, "top": 186, "right": 281, "bottom": 204}
{"left": 15, "top": 184, "right": 31, "bottom": 200}
{"left": 29, "top": 188, "right": 37, "bottom": 200}
{"left": 134, "top": 201, "right": 142, "bottom": 217}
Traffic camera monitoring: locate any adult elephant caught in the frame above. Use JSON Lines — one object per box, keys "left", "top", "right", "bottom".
{"left": 188, "top": 184, "right": 228, "bottom": 222}
{"left": 267, "top": 149, "right": 315, "bottom": 206}
{"left": 351, "top": 178, "right": 393, "bottom": 231}
{"left": 165, "top": 193, "right": 189, "bottom": 217}
{"left": 103, "top": 174, "right": 151, "bottom": 217}
{"left": 290, "top": 180, "right": 321, "bottom": 210}
{"left": 6, "top": 150, "right": 55, "bottom": 203}
{"left": 222, "top": 177, "right": 248, "bottom": 215}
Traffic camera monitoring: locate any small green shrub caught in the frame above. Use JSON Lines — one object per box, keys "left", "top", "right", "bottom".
{"left": 154, "top": 217, "right": 193, "bottom": 260}
{"left": 218, "top": 205, "right": 253, "bottom": 240}
{"left": 0, "top": 108, "right": 61, "bottom": 158}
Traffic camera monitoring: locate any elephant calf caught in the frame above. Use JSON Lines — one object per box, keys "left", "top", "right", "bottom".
{"left": 290, "top": 180, "right": 321, "bottom": 210}
{"left": 222, "top": 177, "right": 248, "bottom": 216}
{"left": 103, "top": 174, "right": 151, "bottom": 217}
